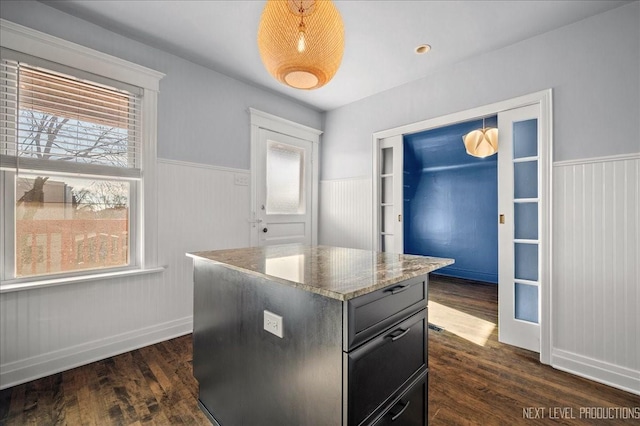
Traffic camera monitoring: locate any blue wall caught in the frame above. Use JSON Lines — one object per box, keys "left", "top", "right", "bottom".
{"left": 404, "top": 117, "right": 498, "bottom": 283}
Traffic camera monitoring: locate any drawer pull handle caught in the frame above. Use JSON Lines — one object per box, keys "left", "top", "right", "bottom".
{"left": 387, "top": 284, "right": 410, "bottom": 295}
{"left": 391, "top": 400, "right": 411, "bottom": 421}
{"left": 388, "top": 327, "right": 411, "bottom": 341}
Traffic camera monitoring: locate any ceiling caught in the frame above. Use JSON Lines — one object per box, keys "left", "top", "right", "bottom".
{"left": 39, "top": 0, "right": 629, "bottom": 112}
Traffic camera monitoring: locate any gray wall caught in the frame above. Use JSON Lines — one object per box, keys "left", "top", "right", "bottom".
{"left": 0, "top": 0, "right": 322, "bottom": 170}
{"left": 321, "top": 1, "right": 640, "bottom": 180}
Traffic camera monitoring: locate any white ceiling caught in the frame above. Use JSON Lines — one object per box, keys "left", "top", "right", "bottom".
{"left": 40, "top": 0, "right": 629, "bottom": 112}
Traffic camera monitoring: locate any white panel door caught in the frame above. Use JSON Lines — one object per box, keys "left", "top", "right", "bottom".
{"left": 256, "top": 128, "right": 313, "bottom": 246}
{"left": 498, "top": 104, "right": 541, "bottom": 353}
{"left": 378, "top": 136, "right": 403, "bottom": 253}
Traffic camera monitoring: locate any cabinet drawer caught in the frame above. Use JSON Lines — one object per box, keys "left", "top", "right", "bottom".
{"left": 370, "top": 373, "right": 427, "bottom": 426}
{"left": 347, "top": 276, "right": 427, "bottom": 350}
{"left": 347, "top": 309, "right": 427, "bottom": 426}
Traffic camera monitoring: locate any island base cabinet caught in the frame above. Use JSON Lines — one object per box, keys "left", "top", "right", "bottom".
{"left": 191, "top": 257, "right": 431, "bottom": 426}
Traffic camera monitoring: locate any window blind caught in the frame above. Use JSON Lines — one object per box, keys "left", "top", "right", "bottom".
{"left": 0, "top": 56, "right": 142, "bottom": 179}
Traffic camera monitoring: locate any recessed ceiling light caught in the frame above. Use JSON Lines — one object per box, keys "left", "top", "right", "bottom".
{"left": 415, "top": 44, "right": 431, "bottom": 54}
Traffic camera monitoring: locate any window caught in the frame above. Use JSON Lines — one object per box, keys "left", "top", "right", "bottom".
{"left": 266, "top": 140, "right": 305, "bottom": 215}
{"left": 0, "top": 20, "right": 163, "bottom": 288}
{"left": 1, "top": 53, "right": 140, "bottom": 279}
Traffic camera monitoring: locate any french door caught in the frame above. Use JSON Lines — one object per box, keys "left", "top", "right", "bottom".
{"left": 373, "top": 91, "right": 551, "bottom": 360}
{"left": 376, "top": 135, "right": 403, "bottom": 253}
{"left": 498, "top": 104, "right": 543, "bottom": 353}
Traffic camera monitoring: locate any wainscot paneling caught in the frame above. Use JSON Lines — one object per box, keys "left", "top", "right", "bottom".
{"left": 0, "top": 159, "right": 250, "bottom": 389}
{"left": 552, "top": 153, "right": 639, "bottom": 395}
{"left": 319, "top": 177, "right": 373, "bottom": 250}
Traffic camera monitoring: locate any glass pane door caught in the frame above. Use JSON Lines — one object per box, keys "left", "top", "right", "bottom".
{"left": 498, "top": 104, "right": 542, "bottom": 354}
{"left": 378, "top": 136, "right": 403, "bottom": 253}
{"left": 257, "top": 129, "right": 313, "bottom": 246}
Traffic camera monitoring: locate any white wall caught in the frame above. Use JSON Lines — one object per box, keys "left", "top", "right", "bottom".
{"left": 319, "top": 2, "right": 640, "bottom": 394}
{"left": 0, "top": 1, "right": 322, "bottom": 388}
{"left": 319, "top": 177, "right": 372, "bottom": 250}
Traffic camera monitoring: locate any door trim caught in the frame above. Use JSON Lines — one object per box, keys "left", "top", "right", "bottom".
{"left": 371, "top": 89, "right": 553, "bottom": 364}
{"left": 249, "top": 108, "right": 322, "bottom": 247}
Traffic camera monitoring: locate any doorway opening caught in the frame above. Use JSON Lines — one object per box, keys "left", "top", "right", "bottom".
{"left": 403, "top": 116, "right": 498, "bottom": 284}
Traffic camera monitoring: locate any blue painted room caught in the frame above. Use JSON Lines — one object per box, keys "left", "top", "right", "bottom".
{"left": 404, "top": 117, "right": 499, "bottom": 285}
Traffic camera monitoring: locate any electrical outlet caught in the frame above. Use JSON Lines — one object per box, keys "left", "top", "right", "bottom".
{"left": 234, "top": 174, "right": 249, "bottom": 186}
{"left": 264, "top": 310, "right": 283, "bottom": 338}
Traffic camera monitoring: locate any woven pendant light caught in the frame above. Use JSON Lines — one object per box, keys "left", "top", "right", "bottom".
{"left": 258, "top": 0, "right": 344, "bottom": 90}
{"left": 462, "top": 119, "right": 499, "bottom": 158}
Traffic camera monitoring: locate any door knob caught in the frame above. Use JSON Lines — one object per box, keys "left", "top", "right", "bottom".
{"left": 263, "top": 228, "right": 268, "bottom": 233}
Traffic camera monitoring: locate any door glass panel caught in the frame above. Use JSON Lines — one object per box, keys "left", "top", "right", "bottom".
{"left": 382, "top": 147, "right": 393, "bottom": 174}
{"left": 381, "top": 176, "right": 393, "bottom": 204}
{"left": 514, "top": 202, "right": 538, "bottom": 240}
{"left": 514, "top": 161, "right": 537, "bottom": 199}
{"left": 513, "top": 119, "right": 538, "bottom": 159}
{"left": 266, "top": 140, "right": 304, "bottom": 214}
{"left": 515, "top": 243, "right": 538, "bottom": 281}
{"left": 381, "top": 234, "right": 394, "bottom": 252}
{"left": 382, "top": 205, "right": 394, "bottom": 233}
{"left": 515, "top": 283, "right": 538, "bottom": 323}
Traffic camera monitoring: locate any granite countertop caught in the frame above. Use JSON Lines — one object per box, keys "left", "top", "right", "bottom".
{"left": 187, "top": 244, "right": 454, "bottom": 301}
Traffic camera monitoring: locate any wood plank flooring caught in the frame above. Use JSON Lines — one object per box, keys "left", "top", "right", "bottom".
{"left": 427, "top": 276, "right": 638, "bottom": 425}
{"left": 0, "top": 334, "right": 210, "bottom": 425}
{"left": 1, "top": 276, "right": 638, "bottom": 425}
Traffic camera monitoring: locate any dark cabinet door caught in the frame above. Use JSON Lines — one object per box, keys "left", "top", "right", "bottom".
{"left": 370, "top": 374, "right": 427, "bottom": 426}
{"left": 347, "top": 309, "right": 427, "bottom": 426}
{"left": 347, "top": 276, "right": 427, "bottom": 350}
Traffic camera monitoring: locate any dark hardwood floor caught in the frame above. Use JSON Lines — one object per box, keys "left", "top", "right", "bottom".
{"left": 1, "top": 277, "right": 637, "bottom": 425}
{"left": 0, "top": 333, "right": 210, "bottom": 425}
{"left": 427, "top": 276, "right": 638, "bottom": 425}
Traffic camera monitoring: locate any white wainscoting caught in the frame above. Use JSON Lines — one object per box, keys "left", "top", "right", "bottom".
{"left": 552, "top": 153, "right": 639, "bottom": 395}
{"left": 319, "top": 177, "right": 373, "bottom": 250}
{"left": 0, "top": 159, "right": 250, "bottom": 389}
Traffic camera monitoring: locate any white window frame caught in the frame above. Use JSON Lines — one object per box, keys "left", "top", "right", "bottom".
{"left": 0, "top": 19, "right": 165, "bottom": 292}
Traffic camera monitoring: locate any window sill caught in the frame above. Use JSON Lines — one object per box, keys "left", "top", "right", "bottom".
{"left": 0, "top": 266, "right": 166, "bottom": 294}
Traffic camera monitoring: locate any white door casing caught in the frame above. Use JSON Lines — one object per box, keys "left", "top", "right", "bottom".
{"left": 372, "top": 90, "right": 552, "bottom": 363}
{"left": 249, "top": 108, "right": 321, "bottom": 247}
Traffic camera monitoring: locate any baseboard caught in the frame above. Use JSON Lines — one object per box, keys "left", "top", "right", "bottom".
{"left": 551, "top": 349, "right": 640, "bottom": 396}
{"left": 0, "top": 316, "right": 193, "bottom": 390}
{"left": 431, "top": 269, "right": 498, "bottom": 284}
{"left": 429, "top": 273, "right": 497, "bottom": 286}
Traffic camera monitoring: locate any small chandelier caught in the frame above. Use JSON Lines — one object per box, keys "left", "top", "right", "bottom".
{"left": 257, "top": 0, "right": 344, "bottom": 90}
{"left": 462, "top": 118, "right": 499, "bottom": 158}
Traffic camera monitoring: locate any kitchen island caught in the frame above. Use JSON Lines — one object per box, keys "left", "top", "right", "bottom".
{"left": 188, "top": 244, "right": 453, "bottom": 426}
